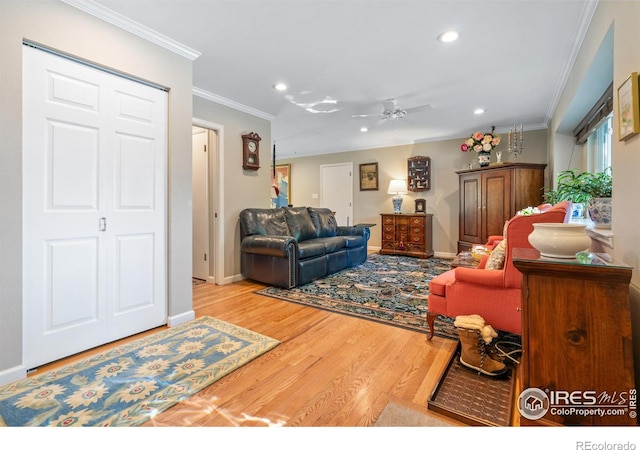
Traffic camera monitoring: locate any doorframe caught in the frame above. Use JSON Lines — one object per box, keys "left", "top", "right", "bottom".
{"left": 192, "top": 118, "right": 224, "bottom": 285}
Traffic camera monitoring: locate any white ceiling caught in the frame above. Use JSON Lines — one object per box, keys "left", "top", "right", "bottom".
{"left": 91, "top": 0, "right": 598, "bottom": 159}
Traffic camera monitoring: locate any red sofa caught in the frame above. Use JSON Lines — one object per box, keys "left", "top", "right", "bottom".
{"left": 426, "top": 201, "right": 572, "bottom": 339}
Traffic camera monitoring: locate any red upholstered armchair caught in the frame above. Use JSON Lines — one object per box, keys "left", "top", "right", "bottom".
{"left": 426, "top": 201, "right": 571, "bottom": 340}
{"left": 482, "top": 203, "right": 553, "bottom": 251}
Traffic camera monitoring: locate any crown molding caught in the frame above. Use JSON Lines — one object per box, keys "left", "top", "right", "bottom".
{"left": 193, "top": 87, "right": 275, "bottom": 121}
{"left": 61, "top": 0, "right": 201, "bottom": 61}
{"left": 545, "top": 0, "right": 600, "bottom": 125}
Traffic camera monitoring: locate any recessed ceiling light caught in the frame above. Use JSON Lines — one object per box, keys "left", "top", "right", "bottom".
{"left": 360, "top": 127, "right": 368, "bottom": 132}
{"left": 474, "top": 108, "right": 485, "bottom": 115}
{"left": 437, "top": 30, "right": 459, "bottom": 43}
{"left": 273, "top": 82, "right": 287, "bottom": 91}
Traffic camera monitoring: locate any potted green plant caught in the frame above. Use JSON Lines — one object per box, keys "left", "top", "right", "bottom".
{"left": 543, "top": 169, "right": 593, "bottom": 205}
{"left": 543, "top": 168, "right": 612, "bottom": 228}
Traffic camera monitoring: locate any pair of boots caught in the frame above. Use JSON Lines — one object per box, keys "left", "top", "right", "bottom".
{"left": 454, "top": 314, "right": 509, "bottom": 378}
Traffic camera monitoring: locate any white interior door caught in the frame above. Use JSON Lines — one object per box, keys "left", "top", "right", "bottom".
{"left": 192, "top": 127, "right": 209, "bottom": 280}
{"left": 320, "top": 163, "right": 353, "bottom": 226}
{"left": 22, "top": 45, "right": 167, "bottom": 369}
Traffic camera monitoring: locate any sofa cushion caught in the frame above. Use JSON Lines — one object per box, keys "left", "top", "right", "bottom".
{"left": 306, "top": 236, "right": 346, "bottom": 253}
{"left": 308, "top": 207, "right": 338, "bottom": 238}
{"left": 239, "top": 208, "right": 290, "bottom": 237}
{"left": 284, "top": 207, "right": 317, "bottom": 241}
{"left": 297, "top": 240, "right": 326, "bottom": 259}
{"left": 429, "top": 270, "right": 455, "bottom": 297}
{"left": 485, "top": 239, "right": 507, "bottom": 270}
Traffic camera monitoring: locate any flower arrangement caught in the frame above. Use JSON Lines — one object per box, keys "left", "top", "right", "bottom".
{"left": 461, "top": 129, "right": 501, "bottom": 153}
{"left": 517, "top": 206, "right": 542, "bottom": 215}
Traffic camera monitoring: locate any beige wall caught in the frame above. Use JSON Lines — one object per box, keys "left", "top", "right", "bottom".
{"left": 192, "top": 96, "right": 271, "bottom": 281}
{"left": 278, "top": 129, "right": 548, "bottom": 256}
{"left": 0, "top": 1, "right": 193, "bottom": 379}
{"left": 550, "top": 1, "right": 640, "bottom": 388}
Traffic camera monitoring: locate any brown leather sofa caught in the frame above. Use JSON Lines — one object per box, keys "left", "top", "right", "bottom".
{"left": 239, "top": 206, "right": 369, "bottom": 288}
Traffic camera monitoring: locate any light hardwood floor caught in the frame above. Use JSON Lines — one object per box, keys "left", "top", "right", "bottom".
{"left": 32, "top": 278, "right": 463, "bottom": 427}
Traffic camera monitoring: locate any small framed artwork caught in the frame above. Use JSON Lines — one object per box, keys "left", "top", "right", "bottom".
{"left": 359, "top": 162, "right": 378, "bottom": 191}
{"left": 414, "top": 198, "right": 426, "bottom": 214}
{"left": 617, "top": 72, "right": 640, "bottom": 141}
{"left": 271, "top": 164, "right": 291, "bottom": 207}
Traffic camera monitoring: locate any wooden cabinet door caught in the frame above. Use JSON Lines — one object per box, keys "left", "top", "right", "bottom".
{"left": 458, "top": 173, "right": 482, "bottom": 245}
{"left": 482, "top": 169, "right": 511, "bottom": 239}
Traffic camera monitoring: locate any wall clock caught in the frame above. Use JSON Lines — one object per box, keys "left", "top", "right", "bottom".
{"left": 242, "top": 132, "right": 261, "bottom": 170}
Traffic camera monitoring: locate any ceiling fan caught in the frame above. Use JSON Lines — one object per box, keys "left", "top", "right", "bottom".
{"left": 351, "top": 98, "right": 432, "bottom": 121}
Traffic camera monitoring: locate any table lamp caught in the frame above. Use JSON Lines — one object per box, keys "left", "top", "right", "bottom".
{"left": 387, "top": 179, "right": 408, "bottom": 214}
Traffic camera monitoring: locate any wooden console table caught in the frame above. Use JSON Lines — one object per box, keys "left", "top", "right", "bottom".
{"left": 512, "top": 248, "right": 636, "bottom": 426}
{"left": 379, "top": 213, "right": 433, "bottom": 258}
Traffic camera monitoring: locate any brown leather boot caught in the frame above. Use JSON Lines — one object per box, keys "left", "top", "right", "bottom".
{"left": 457, "top": 328, "right": 509, "bottom": 377}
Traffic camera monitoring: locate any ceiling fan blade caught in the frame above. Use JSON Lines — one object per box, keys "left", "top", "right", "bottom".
{"left": 351, "top": 112, "right": 382, "bottom": 118}
{"left": 404, "top": 104, "right": 432, "bottom": 114}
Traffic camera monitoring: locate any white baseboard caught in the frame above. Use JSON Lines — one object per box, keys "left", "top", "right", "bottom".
{"left": 167, "top": 310, "right": 195, "bottom": 327}
{"left": 0, "top": 364, "right": 27, "bottom": 385}
{"left": 223, "top": 274, "right": 245, "bottom": 285}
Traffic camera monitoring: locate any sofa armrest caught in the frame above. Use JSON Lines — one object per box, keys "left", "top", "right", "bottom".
{"left": 336, "top": 226, "right": 370, "bottom": 241}
{"left": 241, "top": 235, "right": 298, "bottom": 258}
{"left": 454, "top": 266, "right": 505, "bottom": 288}
{"left": 485, "top": 235, "right": 503, "bottom": 249}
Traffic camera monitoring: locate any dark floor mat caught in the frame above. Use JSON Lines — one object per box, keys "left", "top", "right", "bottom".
{"left": 428, "top": 343, "right": 518, "bottom": 426}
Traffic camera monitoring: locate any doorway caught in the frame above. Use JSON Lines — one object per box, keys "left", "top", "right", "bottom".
{"left": 191, "top": 120, "right": 222, "bottom": 284}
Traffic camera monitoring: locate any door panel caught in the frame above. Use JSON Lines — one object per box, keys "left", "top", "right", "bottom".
{"left": 459, "top": 174, "right": 481, "bottom": 244}
{"left": 114, "top": 134, "right": 156, "bottom": 209}
{"left": 320, "top": 163, "right": 353, "bottom": 226}
{"left": 47, "top": 238, "right": 100, "bottom": 328}
{"left": 192, "top": 128, "right": 209, "bottom": 280}
{"left": 114, "top": 234, "right": 155, "bottom": 312}
{"left": 48, "top": 121, "right": 100, "bottom": 209}
{"left": 483, "top": 170, "right": 511, "bottom": 239}
{"left": 23, "top": 45, "right": 167, "bottom": 369}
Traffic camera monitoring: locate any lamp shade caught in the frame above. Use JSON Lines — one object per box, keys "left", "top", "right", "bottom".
{"left": 387, "top": 179, "right": 408, "bottom": 195}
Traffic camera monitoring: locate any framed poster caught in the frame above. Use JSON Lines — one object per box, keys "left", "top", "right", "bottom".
{"left": 617, "top": 72, "right": 640, "bottom": 141}
{"left": 359, "top": 162, "right": 378, "bottom": 191}
{"left": 271, "top": 164, "right": 291, "bottom": 207}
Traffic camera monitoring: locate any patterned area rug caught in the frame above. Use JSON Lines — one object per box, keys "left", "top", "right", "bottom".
{"left": 257, "top": 254, "right": 458, "bottom": 339}
{"left": 0, "top": 316, "right": 279, "bottom": 427}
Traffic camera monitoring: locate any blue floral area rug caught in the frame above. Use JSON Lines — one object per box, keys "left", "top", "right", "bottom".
{"left": 0, "top": 316, "right": 279, "bottom": 427}
{"left": 257, "top": 254, "right": 457, "bottom": 338}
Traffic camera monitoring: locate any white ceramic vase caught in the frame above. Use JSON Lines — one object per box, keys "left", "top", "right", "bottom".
{"left": 528, "top": 223, "right": 591, "bottom": 259}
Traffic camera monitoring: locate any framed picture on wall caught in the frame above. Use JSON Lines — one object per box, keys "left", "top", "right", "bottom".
{"left": 271, "top": 164, "right": 291, "bottom": 208}
{"left": 359, "top": 162, "right": 378, "bottom": 191}
{"left": 617, "top": 72, "right": 640, "bottom": 141}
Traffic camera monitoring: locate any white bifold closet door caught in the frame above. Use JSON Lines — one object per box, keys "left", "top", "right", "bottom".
{"left": 22, "top": 45, "right": 168, "bottom": 369}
